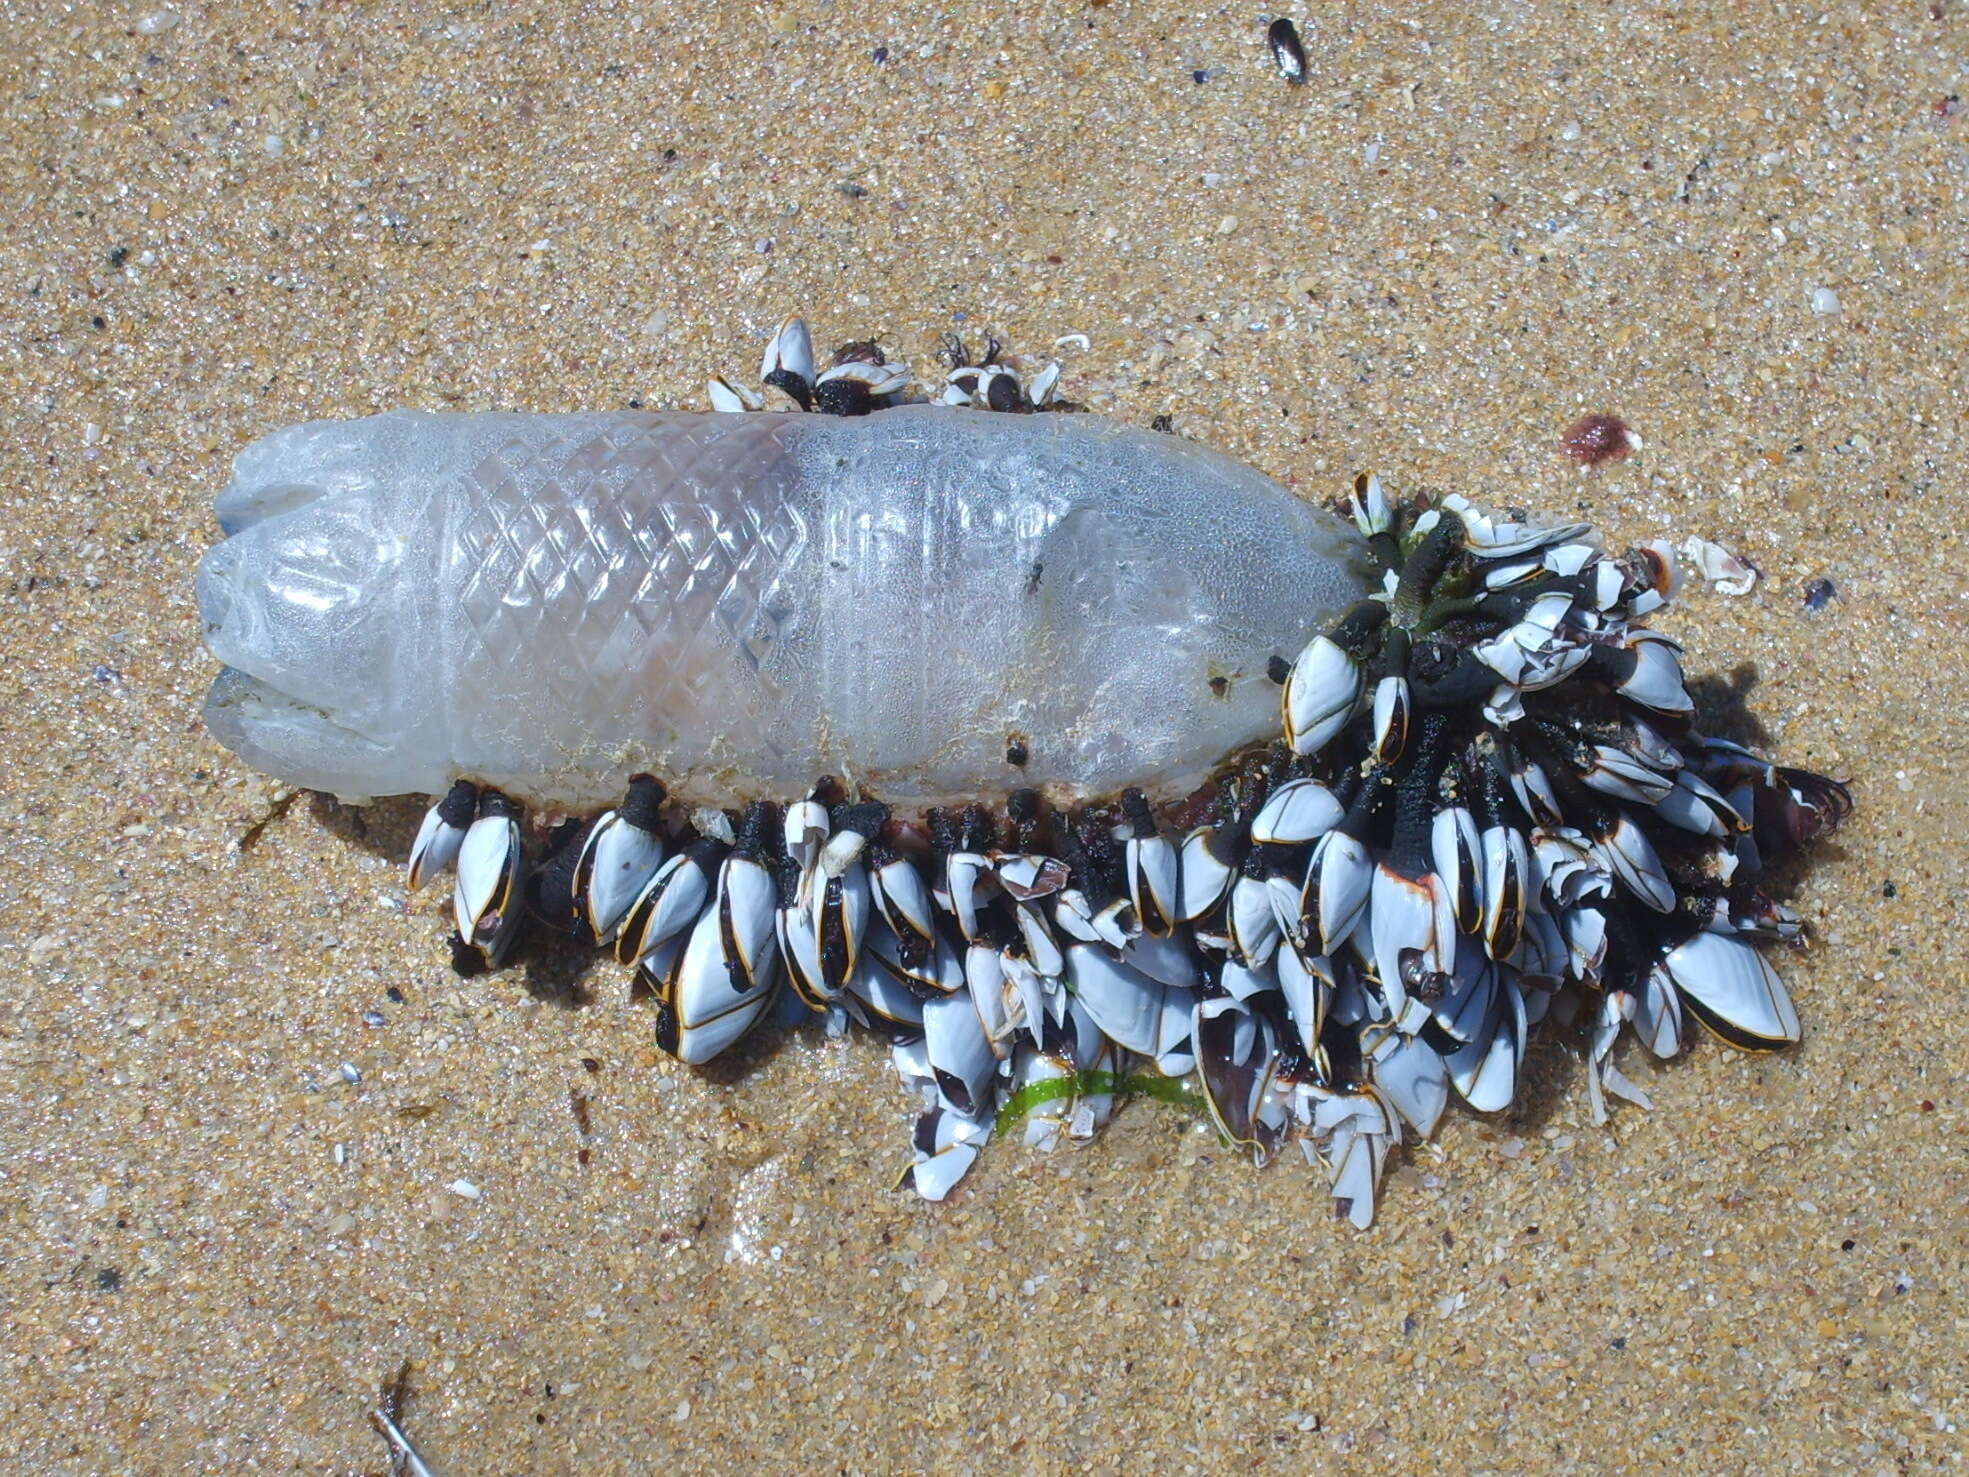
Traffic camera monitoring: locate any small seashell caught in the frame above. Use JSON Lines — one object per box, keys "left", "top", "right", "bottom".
{"left": 1267, "top": 17, "right": 1308, "bottom": 84}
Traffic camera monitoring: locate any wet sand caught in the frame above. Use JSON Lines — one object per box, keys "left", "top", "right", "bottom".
{"left": 3, "top": 2, "right": 1964, "bottom": 1471}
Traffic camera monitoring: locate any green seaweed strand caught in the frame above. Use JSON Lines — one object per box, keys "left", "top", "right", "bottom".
{"left": 993, "top": 1069, "right": 1208, "bottom": 1137}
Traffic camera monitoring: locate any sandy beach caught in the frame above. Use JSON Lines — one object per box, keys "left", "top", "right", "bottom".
{"left": 3, "top": 2, "right": 1963, "bottom": 1471}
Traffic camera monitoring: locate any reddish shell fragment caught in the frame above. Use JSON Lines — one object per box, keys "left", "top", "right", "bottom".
{"left": 1561, "top": 413, "right": 1633, "bottom": 467}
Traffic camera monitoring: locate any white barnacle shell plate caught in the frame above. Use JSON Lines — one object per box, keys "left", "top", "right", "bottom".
{"left": 197, "top": 406, "right": 1373, "bottom": 807}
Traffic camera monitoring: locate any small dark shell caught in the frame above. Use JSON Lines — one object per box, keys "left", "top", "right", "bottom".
{"left": 1267, "top": 17, "right": 1308, "bottom": 84}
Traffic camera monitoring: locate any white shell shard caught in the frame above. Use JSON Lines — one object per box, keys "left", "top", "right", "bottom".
{"left": 783, "top": 798, "right": 829, "bottom": 884}
{"left": 716, "top": 854, "right": 781, "bottom": 991}
{"left": 901, "top": 1105, "right": 990, "bottom": 1202}
{"left": 1312, "top": 1088, "right": 1401, "bottom": 1230}
{"left": 1480, "top": 824, "right": 1529, "bottom": 959}
{"left": 1654, "top": 769, "right": 1742, "bottom": 837}
{"left": 1065, "top": 942, "right": 1198, "bottom": 1058}
{"left": 1367, "top": 866, "right": 1455, "bottom": 1016}
{"left": 707, "top": 376, "right": 760, "bottom": 414}
{"left": 945, "top": 852, "right": 995, "bottom": 942}
{"left": 871, "top": 857, "right": 938, "bottom": 954}
{"left": 199, "top": 407, "right": 1370, "bottom": 806}
{"left": 1430, "top": 806, "right": 1484, "bottom": 934}
{"left": 810, "top": 861, "right": 872, "bottom": 991}
{"left": 1062, "top": 943, "right": 1157, "bottom": 1054}
{"left": 963, "top": 944, "right": 1016, "bottom": 1057}
{"left": 1369, "top": 675, "right": 1409, "bottom": 762}
{"left": 760, "top": 315, "right": 815, "bottom": 391}
{"left": 1349, "top": 471, "right": 1390, "bottom": 538}
{"left": 1433, "top": 952, "right": 1497, "bottom": 1044}
{"left": 1580, "top": 744, "right": 1676, "bottom": 806}
{"left": 1447, "top": 971, "right": 1526, "bottom": 1112}
{"left": 1219, "top": 957, "right": 1277, "bottom": 1003}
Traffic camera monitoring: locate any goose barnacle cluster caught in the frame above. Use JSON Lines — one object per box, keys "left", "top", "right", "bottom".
{"left": 202, "top": 318, "right": 1848, "bottom": 1224}
{"left": 406, "top": 456, "right": 1846, "bottom": 1225}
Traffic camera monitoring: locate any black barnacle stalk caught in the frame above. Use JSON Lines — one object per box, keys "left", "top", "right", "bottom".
{"left": 1005, "top": 786, "right": 1046, "bottom": 853}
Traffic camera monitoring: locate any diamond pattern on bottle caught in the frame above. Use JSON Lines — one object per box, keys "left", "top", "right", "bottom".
{"left": 453, "top": 423, "right": 810, "bottom": 728}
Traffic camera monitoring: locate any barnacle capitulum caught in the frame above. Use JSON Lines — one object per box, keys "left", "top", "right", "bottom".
{"left": 713, "top": 316, "right": 913, "bottom": 417}
{"left": 198, "top": 318, "right": 1850, "bottom": 1227}
{"left": 450, "top": 790, "right": 525, "bottom": 972}
{"left": 571, "top": 773, "right": 668, "bottom": 943}
{"left": 406, "top": 778, "right": 478, "bottom": 891}
{"left": 936, "top": 334, "right": 1062, "bottom": 413}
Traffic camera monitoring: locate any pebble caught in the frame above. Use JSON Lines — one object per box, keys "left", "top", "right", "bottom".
{"left": 135, "top": 8, "right": 180, "bottom": 34}
{"left": 446, "top": 1178, "right": 482, "bottom": 1200}
{"left": 1216, "top": 215, "right": 1239, "bottom": 235}
{"left": 1811, "top": 286, "right": 1841, "bottom": 315}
